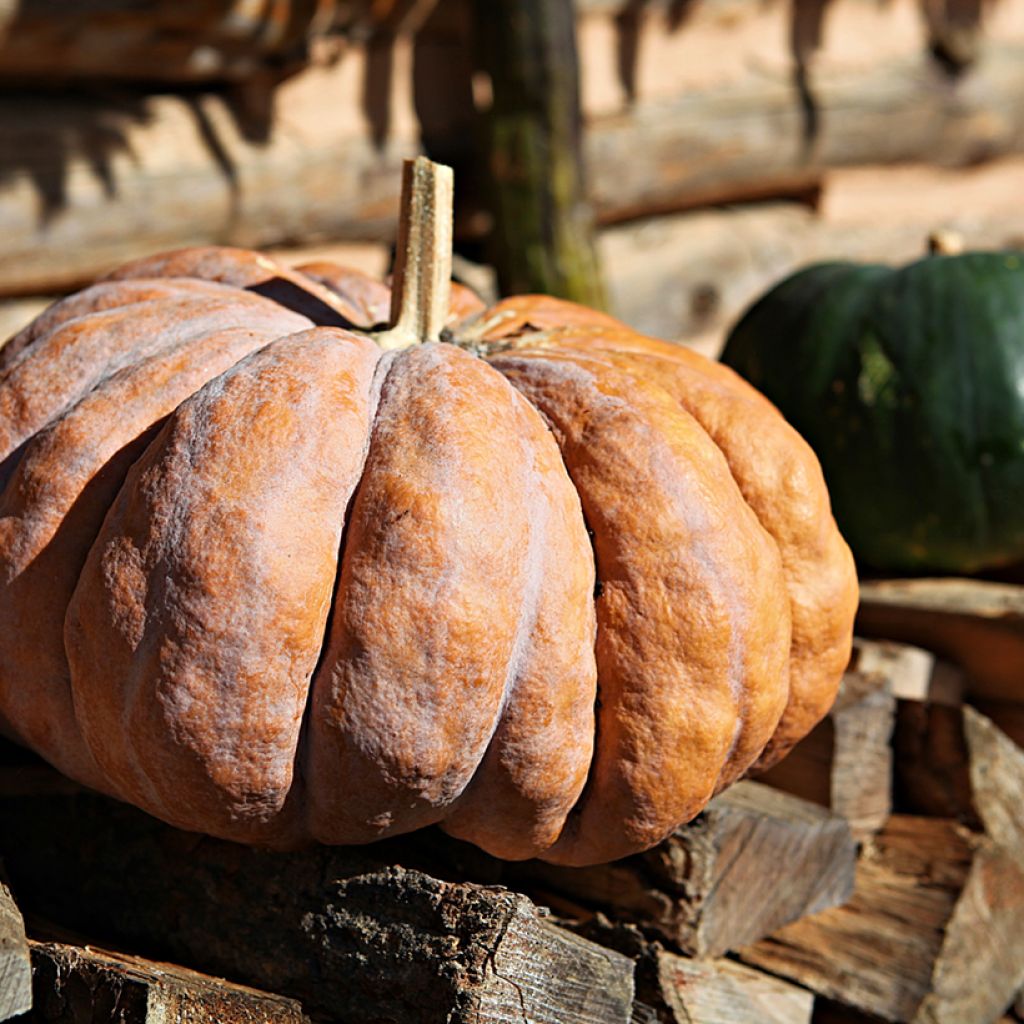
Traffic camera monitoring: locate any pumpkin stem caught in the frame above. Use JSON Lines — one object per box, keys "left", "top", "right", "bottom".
{"left": 376, "top": 156, "right": 454, "bottom": 350}
{"left": 928, "top": 229, "right": 965, "bottom": 256}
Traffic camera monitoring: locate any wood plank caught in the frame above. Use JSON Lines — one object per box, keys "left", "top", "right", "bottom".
{"left": 516, "top": 781, "right": 856, "bottom": 957}
{"left": 0, "top": 882, "right": 31, "bottom": 1021}
{"left": 28, "top": 942, "right": 307, "bottom": 1024}
{"left": 0, "top": 779, "right": 636, "bottom": 1024}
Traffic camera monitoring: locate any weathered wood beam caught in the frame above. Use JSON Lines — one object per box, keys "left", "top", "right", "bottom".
{"left": 2, "top": 34, "right": 1024, "bottom": 297}
{"left": 0, "top": 882, "right": 31, "bottom": 1022}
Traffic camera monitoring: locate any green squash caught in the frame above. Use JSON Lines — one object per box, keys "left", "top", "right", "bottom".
{"left": 720, "top": 251, "right": 1024, "bottom": 573}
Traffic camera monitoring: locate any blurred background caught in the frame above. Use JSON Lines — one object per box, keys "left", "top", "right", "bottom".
{"left": 0, "top": 0, "right": 1022, "bottom": 352}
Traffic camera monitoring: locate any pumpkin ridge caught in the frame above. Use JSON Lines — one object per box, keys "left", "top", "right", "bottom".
{"left": 293, "top": 345, "right": 399, "bottom": 803}
{"left": 306, "top": 344, "right": 566, "bottom": 845}
{"left": 440, "top": 362, "right": 597, "bottom": 860}
{"left": 2, "top": 325, "right": 298, "bottom": 792}
{"left": 0, "top": 292, "right": 312, "bottom": 473}
{"left": 571, "top": 345, "right": 848, "bottom": 770}
{"left": 491, "top": 346, "right": 791, "bottom": 865}
{"left": 0, "top": 278, "right": 254, "bottom": 377}
{"left": 498, "top": 344, "right": 794, "bottom": 788}
{"left": 65, "top": 329, "right": 381, "bottom": 845}
{"left": 498, "top": 327, "right": 853, "bottom": 773}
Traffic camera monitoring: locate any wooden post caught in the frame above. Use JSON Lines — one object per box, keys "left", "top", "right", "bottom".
{"left": 473, "top": 0, "right": 607, "bottom": 307}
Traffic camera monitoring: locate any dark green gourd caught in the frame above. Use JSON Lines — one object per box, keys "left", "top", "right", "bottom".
{"left": 721, "top": 251, "right": 1024, "bottom": 573}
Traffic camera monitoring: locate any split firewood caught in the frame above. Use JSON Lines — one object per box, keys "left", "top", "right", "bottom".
{"left": 857, "top": 577, "right": 1024, "bottom": 703}
{"left": 0, "top": 773, "right": 636, "bottom": 1024}
{"left": 560, "top": 908, "right": 814, "bottom": 1024}
{"left": 653, "top": 951, "right": 813, "bottom": 1024}
{"left": 28, "top": 942, "right": 307, "bottom": 1024}
{"left": 513, "top": 781, "right": 856, "bottom": 958}
{"left": 741, "top": 816, "right": 1024, "bottom": 1023}
{"left": 895, "top": 697, "right": 1023, "bottom": 828}
{"left": 740, "top": 708, "right": 1024, "bottom": 1023}
{"left": 757, "top": 638, "right": 926, "bottom": 840}
{"left": 761, "top": 638, "right": 966, "bottom": 839}
{"left": 0, "top": 882, "right": 31, "bottom": 1022}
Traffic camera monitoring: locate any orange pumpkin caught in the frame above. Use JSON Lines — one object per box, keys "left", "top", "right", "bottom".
{"left": 0, "top": 160, "right": 856, "bottom": 865}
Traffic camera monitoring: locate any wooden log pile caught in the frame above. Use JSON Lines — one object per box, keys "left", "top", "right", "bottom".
{"left": 0, "top": 745, "right": 855, "bottom": 1023}
{"left": 740, "top": 586, "right": 1024, "bottom": 1024}
{"left": 3, "top": 599, "right": 1024, "bottom": 1022}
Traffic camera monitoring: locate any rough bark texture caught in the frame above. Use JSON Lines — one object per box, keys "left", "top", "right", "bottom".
{"left": 0, "top": 882, "right": 31, "bottom": 1022}
{"left": 510, "top": 781, "right": 856, "bottom": 957}
{"left": 0, "top": 774, "right": 635, "bottom": 1024}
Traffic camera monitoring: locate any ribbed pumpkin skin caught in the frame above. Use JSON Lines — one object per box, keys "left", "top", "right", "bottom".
{"left": 0, "top": 246, "right": 857, "bottom": 866}
{"left": 721, "top": 252, "right": 1024, "bottom": 574}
